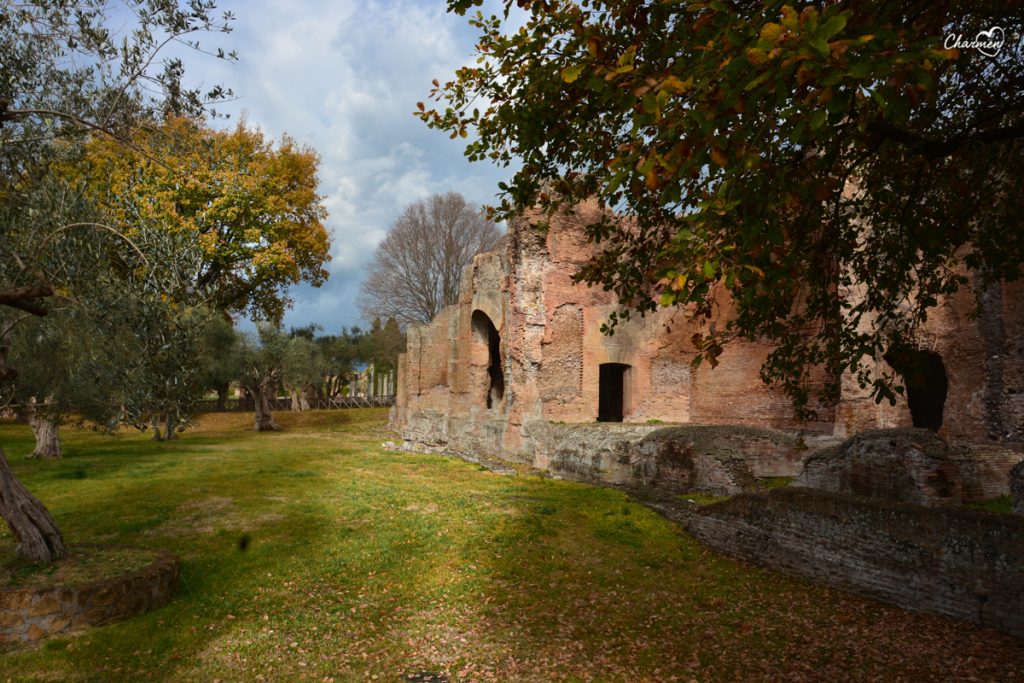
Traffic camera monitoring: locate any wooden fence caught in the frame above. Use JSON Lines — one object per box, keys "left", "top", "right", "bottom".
{"left": 193, "top": 395, "right": 395, "bottom": 413}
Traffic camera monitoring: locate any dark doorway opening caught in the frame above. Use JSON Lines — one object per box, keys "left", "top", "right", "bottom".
{"left": 486, "top": 321, "right": 504, "bottom": 409}
{"left": 884, "top": 346, "right": 948, "bottom": 431}
{"left": 598, "top": 363, "right": 629, "bottom": 422}
{"left": 472, "top": 310, "right": 504, "bottom": 409}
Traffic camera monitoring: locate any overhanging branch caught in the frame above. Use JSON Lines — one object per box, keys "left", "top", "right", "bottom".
{"left": 0, "top": 284, "right": 54, "bottom": 316}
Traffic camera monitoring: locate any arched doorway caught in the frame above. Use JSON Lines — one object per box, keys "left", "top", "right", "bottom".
{"left": 884, "top": 346, "right": 948, "bottom": 431}
{"left": 598, "top": 363, "right": 630, "bottom": 422}
{"left": 471, "top": 310, "right": 504, "bottom": 409}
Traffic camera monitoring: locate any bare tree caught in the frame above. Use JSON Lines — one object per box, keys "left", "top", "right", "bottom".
{"left": 359, "top": 192, "right": 501, "bottom": 327}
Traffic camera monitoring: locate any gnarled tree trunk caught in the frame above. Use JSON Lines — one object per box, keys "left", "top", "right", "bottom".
{"left": 151, "top": 414, "right": 165, "bottom": 441}
{"left": 215, "top": 382, "right": 229, "bottom": 412}
{"left": 28, "top": 413, "right": 62, "bottom": 459}
{"left": 151, "top": 413, "right": 179, "bottom": 441}
{"left": 249, "top": 378, "right": 281, "bottom": 431}
{"left": 287, "top": 385, "right": 311, "bottom": 412}
{"left": 0, "top": 445, "right": 65, "bottom": 562}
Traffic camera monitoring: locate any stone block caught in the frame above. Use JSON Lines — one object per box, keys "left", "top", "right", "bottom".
{"left": 0, "top": 608, "right": 26, "bottom": 629}
{"left": 29, "top": 592, "right": 61, "bottom": 616}
{"left": 1012, "top": 461, "right": 1024, "bottom": 515}
{"left": 630, "top": 425, "right": 808, "bottom": 495}
{"left": 0, "top": 589, "right": 33, "bottom": 610}
{"left": 796, "top": 428, "right": 963, "bottom": 506}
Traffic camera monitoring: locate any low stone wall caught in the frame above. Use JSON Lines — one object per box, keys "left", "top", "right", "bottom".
{"left": 796, "top": 428, "right": 1023, "bottom": 506}
{"left": 529, "top": 423, "right": 819, "bottom": 494}
{"left": 0, "top": 549, "right": 180, "bottom": 644}
{"left": 628, "top": 425, "right": 814, "bottom": 494}
{"left": 1012, "top": 461, "right": 1024, "bottom": 515}
{"left": 682, "top": 488, "right": 1024, "bottom": 637}
{"left": 447, "top": 421, "right": 818, "bottom": 494}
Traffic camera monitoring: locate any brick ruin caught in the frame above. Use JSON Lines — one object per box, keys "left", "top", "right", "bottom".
{"left": 391, "top": 200, "right": 1024, "bottom": 636}
{"left": 393, "top": 199, "right": 1024, "bottom": 466}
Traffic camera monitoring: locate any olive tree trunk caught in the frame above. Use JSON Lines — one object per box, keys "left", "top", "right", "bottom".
{"left": 214, "top": 382, "right": 229, "bottom": 412}
{"left": 151, "top": 415, "right": 165, "bottom": 441}
{"left": 0, "top": 445, "right": 65, "bottom": 562}
{"left": 150, "top": 413, "right": 179, "bottom": 441}
{"left": 28, "top": 413, "right": 62, "bottom": 459}
{"left": 250, "top": 381, "right": 281, "bottom": 432}
{"left": 287, "top": 385, "right": 311, "bottom": 412}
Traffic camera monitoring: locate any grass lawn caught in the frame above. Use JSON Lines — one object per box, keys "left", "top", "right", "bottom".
{"left": 0, "top": 409, "right": 1021, "bottom": 682}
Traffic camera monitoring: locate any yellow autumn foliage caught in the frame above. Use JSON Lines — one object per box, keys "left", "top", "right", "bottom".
{"left": 77, "top": 116, "right": 331, "bottom": 321}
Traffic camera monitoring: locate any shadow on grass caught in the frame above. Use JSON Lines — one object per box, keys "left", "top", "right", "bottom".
{"left": 2, "top": 412, "right": 1023, "bottom": 682}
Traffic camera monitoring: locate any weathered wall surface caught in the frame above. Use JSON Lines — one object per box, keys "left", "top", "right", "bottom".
{"left": 395, "top": 200, "right": 839, "bottom": 467}
{"left": 394, "top": 201, "right": 1024, "bottom": 475}
{"left": 521, "top": 422, "right": 812, "bottom": 493}
{"left": 834, "top": 278, "right": 1024, "bottom": 441}
{"left": 0, "top": 551, "right": 179, "bottom": 644}
{"left": 681, "top": 488, "right": 1024, "bottom": 638}
{"left": 1012, "top": 461, "right": 1024, "bottom": 515}
{"left": 796, "top": 428, "right": 1023, "bottom": 505}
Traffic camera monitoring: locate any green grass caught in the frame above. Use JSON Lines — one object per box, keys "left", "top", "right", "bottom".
{"left": 965, "top": 495, "right": 1013, "bottom": 514}
{"left": 757, "top": 476, "right": 794, "bottom": 491}
{"left": 679, "top": 492, "right": 732, "bottom": 506}
{"left": 0, "top": 410, "right": 1021, "bottom": 682}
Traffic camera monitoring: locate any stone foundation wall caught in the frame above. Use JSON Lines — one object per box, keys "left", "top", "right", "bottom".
{"left": 796, "top": 428, "right": 1023, "bottom": 506}
{"left": 1012, "top": 461, "right": 1024, "bottom": 515}
{"left": 407, "top": 418, "right": 816, "bottom": 495}
{"left": 0, "top": 550, "right": 179, "bottom": 644}
{"left": 682, "top": 488, "right": 1024, "bottom": 638}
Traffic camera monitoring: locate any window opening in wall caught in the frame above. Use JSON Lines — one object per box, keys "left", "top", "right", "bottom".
{"left": 884, "top": 346, "right": 948, "bottom": 431}
{"left": 598, "top": 363, "right": 629, "bottom": 422}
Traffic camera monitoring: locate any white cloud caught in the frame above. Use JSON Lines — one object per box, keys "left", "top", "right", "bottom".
{"left": 177, "top": 0, "right": 519, "bottom": 331}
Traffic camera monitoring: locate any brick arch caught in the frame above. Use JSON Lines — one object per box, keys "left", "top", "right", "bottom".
{"left": 470, "top": 293, "right": 503, "bottom": 332}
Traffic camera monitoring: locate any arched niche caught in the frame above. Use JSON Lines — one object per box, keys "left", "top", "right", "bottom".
{"left": 470, "top": 293, "right": 503, "bottom": 333}
{"left": 471, "top": 310, "right": 505, "bottom": 410}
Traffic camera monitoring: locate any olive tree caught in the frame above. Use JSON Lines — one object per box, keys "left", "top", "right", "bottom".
{"left": 0, "top": 0, "right": 233, "bottom": 562}
{"left": 233, "top": 325, "right": 288, "bottom": 432}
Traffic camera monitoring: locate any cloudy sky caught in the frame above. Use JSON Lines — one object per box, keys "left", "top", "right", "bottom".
{"left": 182, "top": 0, "right": 520, "bottom": 332}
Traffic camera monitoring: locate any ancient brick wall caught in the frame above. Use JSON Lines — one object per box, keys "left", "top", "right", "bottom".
{"left": 835, "top": 278, "right": 1024, "bottom": 441}
{"left": 682, "top": 488, "right": 1024, "bottom": 638}
{"left": 394, "top": 201, "right": 1024, "bottom": 468}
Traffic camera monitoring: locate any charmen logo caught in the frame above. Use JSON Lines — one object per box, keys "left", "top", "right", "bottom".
{"left": 945, "top": 26, "right": 1005, "bottom": 57}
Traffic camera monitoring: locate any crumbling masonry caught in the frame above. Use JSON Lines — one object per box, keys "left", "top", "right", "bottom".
{"left": 391, "top": 200, "right": 1024, "bottom": 637}
{"left": 393, "top": 199, "right": 1024, "bottom": 467}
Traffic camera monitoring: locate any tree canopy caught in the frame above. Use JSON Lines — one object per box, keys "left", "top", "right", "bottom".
{"left": 422, "top": 0, "right": 1023, "bottom": 414}
{"left": 0, "top": 0, "right": 234, "bottom": 562}
{"left": 359, "top": 192, "right": 502, "bottom": 327}
{"left": 79, "top": 115, "right": 332, "bottom": 322}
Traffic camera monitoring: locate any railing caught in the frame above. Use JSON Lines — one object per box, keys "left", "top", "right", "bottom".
{"left": 193, "top": 395, "right": 395, "bottom": 413}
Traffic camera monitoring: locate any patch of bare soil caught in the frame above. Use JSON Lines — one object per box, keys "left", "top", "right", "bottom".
{"left": 149, "top": 496, "right": 287, "bottom": 540}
